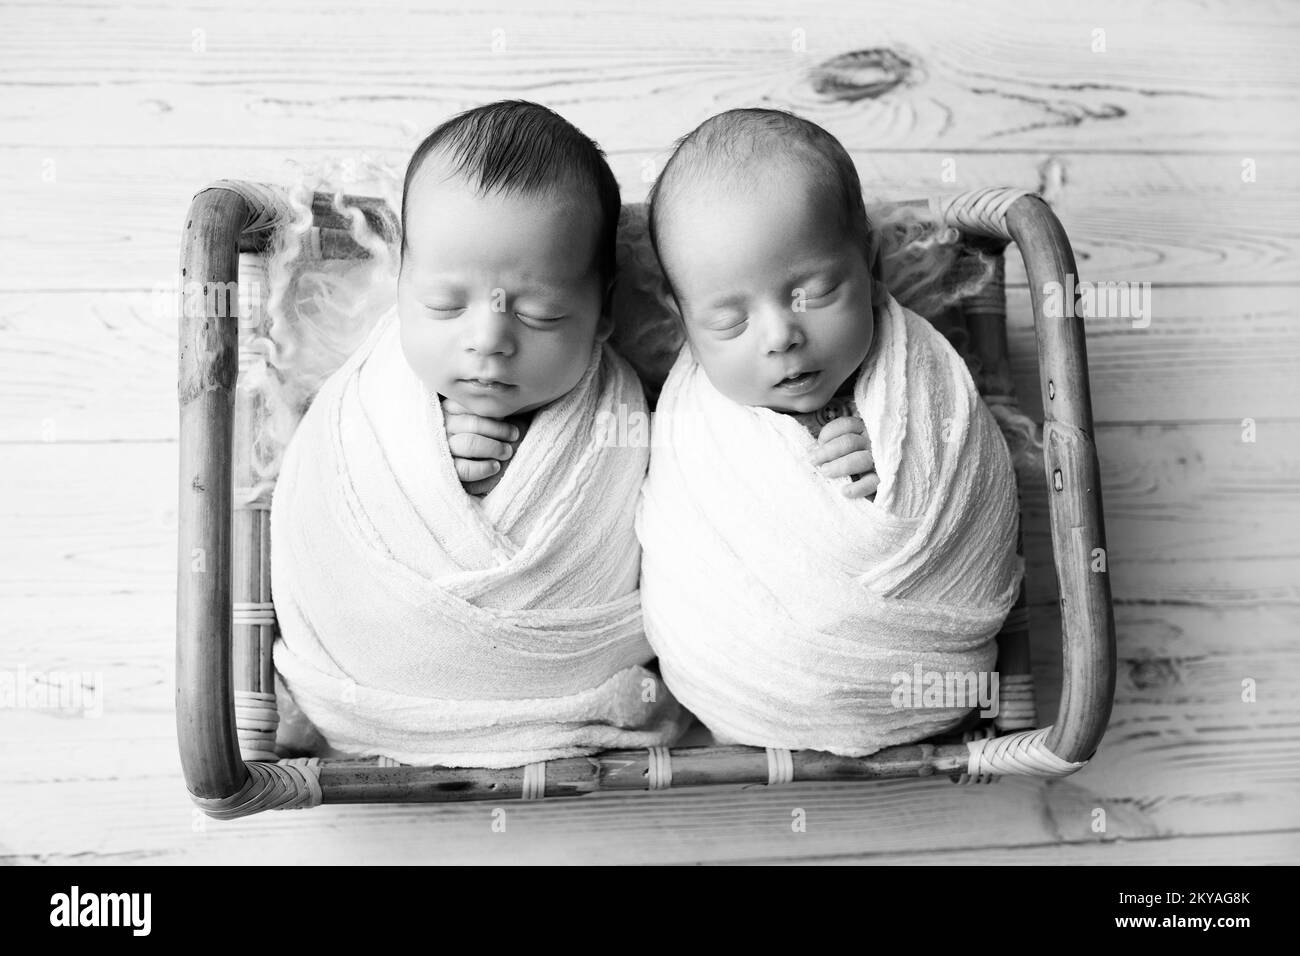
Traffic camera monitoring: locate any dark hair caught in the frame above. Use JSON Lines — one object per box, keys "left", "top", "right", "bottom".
{"left": 647, "top": 108, "right": 872, "bottom": 291}
{"left": 400, "top": 100, "right": 621, "bottom": 285}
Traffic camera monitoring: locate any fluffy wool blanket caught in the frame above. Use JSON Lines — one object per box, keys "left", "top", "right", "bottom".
{"left": 636, "top": 293, "right": 1021, "bottom": 756}
{"left": 270, "top": 306, "right": 686, "bottom": 767}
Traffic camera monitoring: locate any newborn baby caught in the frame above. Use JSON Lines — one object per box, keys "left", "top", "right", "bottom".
{"left": 635, "top": 108, "right": 1022, "bottom": 756}
{"left": 269, "top": 100, "right": 684, "bottom": 767}
{"left": 398, "top": 106, "right": 613, "bottom": 496}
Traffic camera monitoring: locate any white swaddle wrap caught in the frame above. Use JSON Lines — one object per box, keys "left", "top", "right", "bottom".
{"left": 636, "top": 293, "right": 1021, "bottom": 756}
{"left": 271, "top": 306, "right": 685, "bottom": 768}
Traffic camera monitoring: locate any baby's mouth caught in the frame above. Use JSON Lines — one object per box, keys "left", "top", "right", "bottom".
{"left": 774, "top": 369, "right": 821, "bottom": 392}
{"left": 459, "top": 377, "right": 517, "bottom": 392}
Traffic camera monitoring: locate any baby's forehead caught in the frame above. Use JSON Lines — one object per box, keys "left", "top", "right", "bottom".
{"left": 673, "top": 139, "right": 836, "bottom": 196}
{"left": 662, "top": 155, "right": 840, "bottom": 230}
{"left": 406, "top": 156, "right": 595, "bottom": 210}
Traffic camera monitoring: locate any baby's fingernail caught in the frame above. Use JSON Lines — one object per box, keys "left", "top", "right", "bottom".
{"left": 502, "top": 445, "right": 513, "bottom": 459}
{"left": 490, "top": 461, "right": 501, "bottom": 472}
{"left": 509, "top": 426, "right": 520, "bottom": 440}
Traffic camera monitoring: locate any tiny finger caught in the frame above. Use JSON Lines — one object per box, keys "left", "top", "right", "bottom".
{"left": 843, "top": 472, "right": 882, "bottom": 499}
{"left": 449, "top": 433, "right": 514, "bottom": 460}
{"left": 444, "top": 413, "right": 519, "bottom": 442}
{"left": 817, "top": 415, "right": 865, "bottom": 443}
{"left": 812, "top": 433, "right": 871, "bottom": 465}
{"left": 819, "top": 451, "right": 876, "bottom": 479}
{"left": 454, "top": 457, "right": 500, "bottom": 482}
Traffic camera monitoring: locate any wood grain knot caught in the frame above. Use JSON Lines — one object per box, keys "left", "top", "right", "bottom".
{"left": 811, "top": 48, "right": 913, "bottom": 102}
{"left": 1126, "top": 656, "right": 1180, "bottom": 692}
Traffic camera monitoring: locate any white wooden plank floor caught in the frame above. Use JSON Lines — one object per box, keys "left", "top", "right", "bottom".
{"left": 1, "top": 0, "right": 1297, "bottom": 864}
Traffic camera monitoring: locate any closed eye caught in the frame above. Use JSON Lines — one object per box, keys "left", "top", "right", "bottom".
{"left": 515, "top": 311, "right": 566, "bottom": 323}
{"left": 805, "top": 282, "right": 841, "bottom": 301}
{"left": 424, "top": 303, "right": 464, "bottom": 315}
{"left": 705, "top": 314, "right": 747, "bottom": 338}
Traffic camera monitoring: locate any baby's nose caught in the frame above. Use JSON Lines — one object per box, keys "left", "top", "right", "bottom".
{"left": 465, "top": 304, "right": 515, "bottom": 355}
{"left": 759, "top": 307, "right": 805, "bottom": 353}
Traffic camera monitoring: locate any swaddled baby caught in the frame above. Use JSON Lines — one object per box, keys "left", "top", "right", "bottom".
{"left": 635, "top": 109, "right": 1022, "bottom": 756}
{"left": 270, "top": 100, "right": 685, "bottom": 768}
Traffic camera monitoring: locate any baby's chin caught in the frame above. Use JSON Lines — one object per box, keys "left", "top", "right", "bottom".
{"left": 754, "top": 380, "right": 848, "bottom": 415}
{"left": 444, "top": 388, "right": 528, "bottom": 418}
{"left": 761, "top": 393, "right": 829, "bottom": 414}
{"left": 441, "top": 382, "right": 559, "bottom": 419}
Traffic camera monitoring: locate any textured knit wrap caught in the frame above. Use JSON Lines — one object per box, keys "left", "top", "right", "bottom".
{"left": 271, "top": 306, "right": 686, "bottom": 767}
{"left": 636, "top": 293, "right": 1021, "bottom": 756}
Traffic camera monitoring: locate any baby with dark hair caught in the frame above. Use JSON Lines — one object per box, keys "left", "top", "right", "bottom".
{"left": 398, "top": 99, "right": 623, "bottom": 494}
{"left": 635, "top": 108, "right": 1022, "bottom": 757}
{"left": 270, "top": 100, "right": 685, "bottom": 768}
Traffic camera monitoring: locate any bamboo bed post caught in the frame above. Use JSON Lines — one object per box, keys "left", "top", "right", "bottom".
{"left": 1006, "top": 194, "right": 1117, "bottom": 763}
{"left": 177, "top": 181, "right": 402, "bottom": 814}
{"left": 928, "top": 187, "right": 1116, "bottom": 771}
{"left": 177, "top": 186, "right": 251, "bottom": 801}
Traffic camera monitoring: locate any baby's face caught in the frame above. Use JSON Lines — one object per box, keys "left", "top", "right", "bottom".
{"left": 657, "top": 167, "right": 874, "bottom": 413}
{"left": 398, "top": 171, "right": 609, "bottom": 418}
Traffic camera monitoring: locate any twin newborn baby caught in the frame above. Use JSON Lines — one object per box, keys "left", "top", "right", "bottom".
{"left": 269, "top": 100, "right": 1023, "bottom": 766}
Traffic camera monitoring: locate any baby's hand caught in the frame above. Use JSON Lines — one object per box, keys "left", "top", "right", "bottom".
{"left": 442, "top": 398, "right": 522, "bottom": 496}
{"left": 810, "top": 415, "right": 879, "bottom": 499}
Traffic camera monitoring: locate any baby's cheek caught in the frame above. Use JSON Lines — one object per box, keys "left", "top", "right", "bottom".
{"left": 703, "top": 351, "right": 759, "bottom": 405}
{"left": 545, "top": 322, "right": 600, "bottom": 389}
{"left": 714, "top": 360, "right": 762, "bottom": 405}
{"left": 557, "top": 338, "right": 596, "bottom": 395}
{"left": 397, "top": 321, "right": 426, "bottom": 375}
{"left": 398, "top": 321, "right": 450, "bottom": 388}
{"left": 839, "top": 300, "right": 874, "bottom": 357}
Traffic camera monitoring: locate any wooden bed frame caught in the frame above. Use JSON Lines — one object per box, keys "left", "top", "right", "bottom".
{"left": 176, "top": 182, "right": 1115, "bottom": 818}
